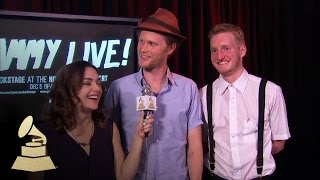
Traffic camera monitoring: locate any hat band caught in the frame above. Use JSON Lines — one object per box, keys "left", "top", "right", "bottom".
{"left": 144, "top": 17, "right": 180, "bottom": 35}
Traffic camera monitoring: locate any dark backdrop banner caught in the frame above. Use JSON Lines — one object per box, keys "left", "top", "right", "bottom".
{"left": 0, "top": 10, "right": 139, "bottom": 121}
{"left": 1, "top": 0, "right": 319, "bottom": 179}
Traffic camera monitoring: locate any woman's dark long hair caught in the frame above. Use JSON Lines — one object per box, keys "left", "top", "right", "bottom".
{"left": 42, "top": 60, "right": 107, "bottom": 132}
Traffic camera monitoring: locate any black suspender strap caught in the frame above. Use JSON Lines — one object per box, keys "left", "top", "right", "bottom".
{"left": 257, "top": 78, "right": 267, "bottom": 176}
{"left": 206, "top": 83, "right": 215, "bottom": 171}
{"left": 206, "top": 79, "right": 267, "bottom": 176}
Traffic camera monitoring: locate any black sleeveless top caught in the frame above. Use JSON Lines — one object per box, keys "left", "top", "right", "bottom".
{"left": 38, "top": 119, "right": 115, "bottom": 180}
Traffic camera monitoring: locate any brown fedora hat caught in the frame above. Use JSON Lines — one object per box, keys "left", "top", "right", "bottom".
{"left": 135, "top": 8, "right": 186, "bottom": 43}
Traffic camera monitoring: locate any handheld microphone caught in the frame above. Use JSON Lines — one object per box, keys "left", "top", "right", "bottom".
{"left": 136, "top": 84, "right": 156, "bottom": 137}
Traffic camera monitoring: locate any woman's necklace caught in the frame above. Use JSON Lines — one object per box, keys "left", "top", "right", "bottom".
{"left": 70, "top": 122, "right": 94, "bottom": 147}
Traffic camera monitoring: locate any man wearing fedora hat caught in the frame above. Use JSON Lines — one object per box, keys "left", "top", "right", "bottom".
{"left": 106, "top": 8, "right": 203, "bottom": 180}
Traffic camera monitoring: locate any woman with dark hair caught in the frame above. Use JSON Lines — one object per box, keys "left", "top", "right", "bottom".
{"left": 32, "top": 60, "right": 153, "bottom": 180}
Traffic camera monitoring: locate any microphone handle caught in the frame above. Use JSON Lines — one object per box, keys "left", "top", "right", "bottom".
{"left": 143, "top": 110, "right": 150, "bottom": 137}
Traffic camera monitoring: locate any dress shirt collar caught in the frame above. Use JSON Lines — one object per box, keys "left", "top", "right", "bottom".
{"left": 135, "top": 67, "right": 176, "bottom": 88}
{"left": 217, "top": 69, "right": 249, "bottom": 95}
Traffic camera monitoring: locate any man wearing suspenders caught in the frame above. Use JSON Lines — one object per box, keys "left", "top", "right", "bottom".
{"left": 200, "top": 23, "right": 291, "bottom": 180}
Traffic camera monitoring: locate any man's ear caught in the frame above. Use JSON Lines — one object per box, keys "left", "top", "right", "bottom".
{"left": 240, "top": 44, "right": 247, "bottom": 58}
{"left": 167, "top": 43, "right": 177, "bottom": 56}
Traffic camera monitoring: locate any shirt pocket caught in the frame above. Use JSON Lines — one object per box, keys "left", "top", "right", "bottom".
{"left": 243, "top": 118, "right": 258, "bottom": 143}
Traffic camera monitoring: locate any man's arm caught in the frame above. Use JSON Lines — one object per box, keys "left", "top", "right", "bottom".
{"left": 272, "top": 140, "right": 285, "bottom": 155}
{"left": 187, "top": 126, "right": 203, "bottom": 180}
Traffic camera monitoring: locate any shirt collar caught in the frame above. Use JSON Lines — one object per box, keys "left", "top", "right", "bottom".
{"left": 166, "top": 68, "right": 176, "bottom": 86}
{"left": 135, "top": 67, "right": 176, "bottom": 87}
{"left": 217, "top": 69, "right": 249, "bottom": 95}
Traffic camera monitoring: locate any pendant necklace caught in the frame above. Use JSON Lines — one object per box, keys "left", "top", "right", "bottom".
{"left": 70, "top": 122, "right": 94, "bottom": 147}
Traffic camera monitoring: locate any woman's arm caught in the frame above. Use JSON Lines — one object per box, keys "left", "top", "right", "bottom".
{"left": 113, "top": 112, "right": 154, "bottom": 180}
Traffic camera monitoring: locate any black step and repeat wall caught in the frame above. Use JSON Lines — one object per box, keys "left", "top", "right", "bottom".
{"left": 0, "top": 10, "right": 140, "bottom": 178}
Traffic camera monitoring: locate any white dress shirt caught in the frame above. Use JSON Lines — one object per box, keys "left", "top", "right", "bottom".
{"left": 199, "top": 70, "right": 291, "bottom": 180}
